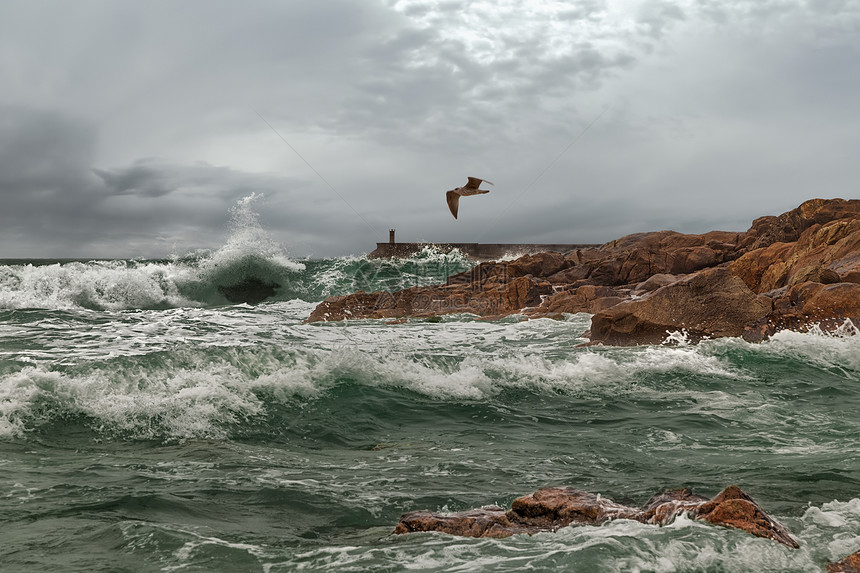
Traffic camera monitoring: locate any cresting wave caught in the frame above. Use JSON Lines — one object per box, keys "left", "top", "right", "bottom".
{"left": 1, "top": 315, "right": 857, "bottom": 441}
{"left": 0, "top": 195, "right": 473, "bottom": 311}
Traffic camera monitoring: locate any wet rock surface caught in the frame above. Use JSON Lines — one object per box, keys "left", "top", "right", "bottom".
{"left": 307, "top": 198, "right": 860, "bottom": 345}
{"left": 743, "top": 281, "right": 860, "bottom": 342}
{"left": 394, "top": 485, "right": 800, "bottom": 548}
{"left": 828, "top": 551, "right": 860, "bottom": 573}
{"left": 587, "top": 267, "right": 773, "bottom": 346}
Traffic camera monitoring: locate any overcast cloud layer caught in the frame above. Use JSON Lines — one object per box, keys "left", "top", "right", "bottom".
{"left": 1, "top": 0, "right": 858, "bottom": 258}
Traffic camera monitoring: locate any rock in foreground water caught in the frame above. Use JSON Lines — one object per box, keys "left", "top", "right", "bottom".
{"left": 828, "top": 550, "right": 860, "bottom": 572}
{"left": 394, "top": 485, "right": 799, "bottom": 548}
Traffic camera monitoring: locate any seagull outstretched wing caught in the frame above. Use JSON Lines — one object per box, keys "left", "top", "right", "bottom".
{"left": 446, "top": 190, "right": 460, "bottom": 219}
{"left": 465, "top": 177, "right": 493, "bottom": 190}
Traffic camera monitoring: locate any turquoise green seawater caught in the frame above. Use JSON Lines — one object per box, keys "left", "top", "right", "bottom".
{"left": 2, "top": 207, "right": 859, "bottom": 571}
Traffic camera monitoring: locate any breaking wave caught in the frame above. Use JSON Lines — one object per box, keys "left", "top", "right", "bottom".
{"left": 0, "top": 196, "right": 472, "bottom": 311}
{"left": 3, "top": 310, "right": 857, "bottom": 443}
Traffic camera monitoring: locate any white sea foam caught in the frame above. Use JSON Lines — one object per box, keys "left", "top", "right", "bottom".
{"left": 289, "top": 515, "right": 826, "bottom": 572}
{"left": 0, "top": 260, "right": 200, "bottom": 310}
{"left": 196, "top": 193, "right": 305, "bottom": 278}
{"left": 799, "top": 498, "right": 860, "bottom": 563}
{"left": 0, "top": 194, "right": 306, "bottom": 311}
{"left": 0, "top": 285, "right": 850, "bottom": 442}
{"left": 761, "top": 323, "right": 860, "bottom": 375}
{"left": 0, "top": 363, "right": 267, "bottom": 440}
{"left": 0, "top": 334, "right": 751, "bottom": 439}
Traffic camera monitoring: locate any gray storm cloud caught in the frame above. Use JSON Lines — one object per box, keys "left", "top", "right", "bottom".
{"left": 0, "top": 0, "right": 858, "bottom": 258}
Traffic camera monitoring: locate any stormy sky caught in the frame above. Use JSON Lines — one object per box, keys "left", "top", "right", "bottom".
{"left": 1, "top": 0, "right": 858, "bottom": 258}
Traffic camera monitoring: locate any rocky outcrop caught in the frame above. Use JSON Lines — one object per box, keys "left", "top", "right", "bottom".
{"left": 740, "top": 198, "right": 860, "bottom": 252}
{"left": 730, "top": 215, "right": 860, "bottom": 294}
{"left": 306, "top": 274, "right": 553, "bottom": 322}
{"left": 589, "top": 230, "right": 743, "bottom": 286}
{"left": 394, "top": 485, "right": 799, "bottom": 548}
{"left": 307, "top": 199, "right": 860, "bottom": 345}
{"left": 587, "top": 268, "right": 772, "bottom": 346}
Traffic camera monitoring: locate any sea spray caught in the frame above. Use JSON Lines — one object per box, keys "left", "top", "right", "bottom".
{"left": 0, "top": 198, "right": 474, "bottom": 311}
{"left": 177, "top": 193, "right": 306, "bottom": 304}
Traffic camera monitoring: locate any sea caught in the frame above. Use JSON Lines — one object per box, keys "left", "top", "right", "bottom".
{"left": 2, "top": 198, "right": 859, "bottom": 572}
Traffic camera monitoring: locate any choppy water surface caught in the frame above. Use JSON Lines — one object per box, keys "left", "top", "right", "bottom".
{"left": 2, "top": 201, "right": 860, "bottom": 572}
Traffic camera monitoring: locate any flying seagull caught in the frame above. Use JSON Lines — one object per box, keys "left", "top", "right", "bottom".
{"left": 445, "top": 177, "right": 493, "bottom": 219}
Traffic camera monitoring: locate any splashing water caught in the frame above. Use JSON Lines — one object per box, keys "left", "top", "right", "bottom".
{"left": 0, "top": 196, "right": 474, "bottom": 311}
{"left": 189, "top": 193, "right": 305, "bottom": 304}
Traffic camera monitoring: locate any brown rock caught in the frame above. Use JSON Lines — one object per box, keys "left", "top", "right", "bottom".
{"left": 588, "top": 267, "right": 772, "bottom": 346}
{"left": 743, "top": 281, "right": 860, "bottom": 342}
{"left": 741, "top": 198, "right": 860, "bottom": 252}
{"left": 637, "top": 488, "right": 709, "bottom": 525}
{"left": 542, "top": 231, "right": 743, "bottom": 289}
{"left": 306, "top": 275, "right": 553, "bottom": 322}
{"left": 527, "top": 285, "right": 623, "bottom": 316}
{"left": 394, "top": 485, "right": 798, "bottom": 548}
{"left": 508, "top": 487, "right": 637, "bottom": 529}
{"left": 669, "top": 246, "right": 723, "bottom": 274}
{"left": 843, "top": 271, "right": 860, "bottom": 284}
{"left": 692, "top": 485, "right": 799, "bottom": 549}
{"left": 633, "top": 273, "right": 682, "bottom": 294}
{"left": 731, "top": 209, "right": 860, "bottom": 293}
{"left": 393, "top": 507, "right": 523, "bottom": 538}
{"left": 730, "top": 242, "right": 796, "bottom": 293}
{"left": 788, "top": 265, "right": 842, "bottom": 286}
{"left": 546, "top": 264, "right": 592, "bottom": 285}
{"left": 828, "top": 550, "right": 860, "bottom": 573}
{"left": 308, "top": 198, "right": 860, "bottom": 326}
{"left": 506, "top": 251, "right": 568, "bottom": 278}
{"left": 588, "top": 296, "right": 626, "bottom": 313}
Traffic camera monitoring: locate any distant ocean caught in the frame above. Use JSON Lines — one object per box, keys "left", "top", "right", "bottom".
{"left": 2, "top": 198, "right": 859, "bottom": 572}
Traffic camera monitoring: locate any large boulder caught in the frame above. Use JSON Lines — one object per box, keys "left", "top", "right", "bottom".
{"left": 632, "top": 273, "right": 682, "bottom": 295}
{"left": 395, "top": 485, "right": 798, "bottom": 548}
{"left": 691, "top": 485, "right": 798, "bottom": 548}
{"left": 392, "top": 506, "right": 524, "bottom": 539}
{"left": 506, "top": 251, "right": 568, "bottom": 278}
{"left": 579, "top": 230, "right": 741, "bottom": 287}
{"left": 588, "top": 267, "right": 772, "bottom": 346}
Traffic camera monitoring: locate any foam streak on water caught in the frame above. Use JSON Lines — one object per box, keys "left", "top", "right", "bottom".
{"left": 2, "top": 198, "right": 860, "bottom": 571}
